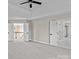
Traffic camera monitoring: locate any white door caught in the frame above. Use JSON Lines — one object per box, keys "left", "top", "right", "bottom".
{"left": 49, "top": 20, "right": 58, "bottom": 46}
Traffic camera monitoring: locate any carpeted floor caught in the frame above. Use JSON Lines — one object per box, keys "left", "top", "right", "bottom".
{"left": 8, "top": 41, "right": 71, "bottom": 59}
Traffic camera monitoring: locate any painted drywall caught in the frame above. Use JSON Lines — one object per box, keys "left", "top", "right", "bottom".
{"left": 32, "top": 16, "right": 71, "bottom": 49}
{"left": 32, "top": 19, "right": 49, "bottom": 44}
{"left": 8, "top": 3, "right": 31, "bottom": 19}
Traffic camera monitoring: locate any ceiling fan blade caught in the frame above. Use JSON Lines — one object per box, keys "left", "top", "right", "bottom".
{"left": 29, "top": 0, "right": 32, "bottom": 2}
{"left": 32, "top": 1, "right": 42, "bottom": 5}
{"left": 20, "top": 2, "right": 29, "bottom": 5}
{"left": 30, "top": 4, "right": 32, "bottom": 8}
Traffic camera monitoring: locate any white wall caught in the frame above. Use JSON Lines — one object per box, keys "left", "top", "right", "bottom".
{"left": 32, "top": 19, "right": 49, "bottom": 44}
{"left": 32, "top": 16, "right": 71, "bottom": 49}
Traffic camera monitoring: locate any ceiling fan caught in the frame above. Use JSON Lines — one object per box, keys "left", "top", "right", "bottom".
{"left": 20, "top": 0, "right": 42, "bottom": 8}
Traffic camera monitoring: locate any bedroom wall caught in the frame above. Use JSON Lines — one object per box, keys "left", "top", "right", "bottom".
{"left": 32, "top": 19, "right": 49, "bottom": 44}
{"left": 32, "top": 16, "right": 71, "bottom": 49}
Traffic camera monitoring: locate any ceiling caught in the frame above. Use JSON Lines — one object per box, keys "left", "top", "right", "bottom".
{"left": 8, "top": 0, "right": 71, "bottom": 20}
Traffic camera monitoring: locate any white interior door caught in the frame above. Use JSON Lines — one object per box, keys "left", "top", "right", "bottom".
{"left": 49, "top": 20, "right": 58, "bottom": 46}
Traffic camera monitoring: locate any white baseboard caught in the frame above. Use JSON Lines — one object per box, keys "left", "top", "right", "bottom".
{"left": 33, "top": 40, "right": 49, "bottom": 45}
{"left": 33, "top": 40, "right": 71, "bottom": 49}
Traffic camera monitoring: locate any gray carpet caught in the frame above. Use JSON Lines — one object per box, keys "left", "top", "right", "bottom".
{"left": 8, "top": 41, "right": 71, "bottom": 59}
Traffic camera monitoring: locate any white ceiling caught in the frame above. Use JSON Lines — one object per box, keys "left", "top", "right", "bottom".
{"left": 8, "top": 0, "right": 71, "bottom": 20}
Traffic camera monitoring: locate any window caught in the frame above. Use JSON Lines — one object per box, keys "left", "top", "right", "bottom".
{"left": 14, "top": 23, "right": 24, "bottom": 41}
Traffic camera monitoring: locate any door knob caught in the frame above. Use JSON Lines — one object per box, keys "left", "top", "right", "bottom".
{"left": 50, "top": 34, "right": 52, "bottom": 35}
